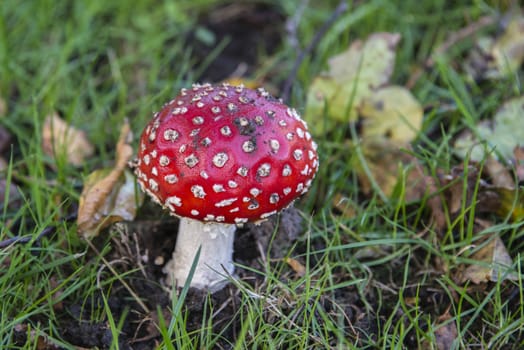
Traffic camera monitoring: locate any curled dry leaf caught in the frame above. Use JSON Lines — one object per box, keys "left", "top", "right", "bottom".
{"left": 42, "top": 113, "right": 94, "bottom": 166}
{"left": 460, "top": 234, "right": 517, "bottom": 284}
{"left": 77, "top": 120, "right": 143, "bottom": 239}
{"left": 305, "top": 32, "right": 401, "bottom": 133}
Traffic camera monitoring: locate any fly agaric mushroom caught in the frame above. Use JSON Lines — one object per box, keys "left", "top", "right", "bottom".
{"left": 133, "top": 83, "right": 319, "bottom": 291}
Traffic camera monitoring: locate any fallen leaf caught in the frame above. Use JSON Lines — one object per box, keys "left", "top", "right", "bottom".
{"left": 49, "top": 276, "right": 64, "bottom": 312}
{"left": 424, "top": 308, "right": 458, "bottom": 350}
{"left": 359, "top": 86, "right": 423, "bottom": 144}
{"left": 460, "top": 234, "right": 517, "bottom": 284}
{"left": 464, "top": 14, "right": 524, "bottom": 79}
{"left": 305, "top": 32, "right": 401, "bottom": 132}
{"left": 454, "top": 96, "right": 524, "bottom": 162}
{"left": 0, "top": 157, "right": 7, "bottom": 172}
{"left": 285, "top": 257, "right": 306, "bottom": 276}
{"left": 491, "top": 186, "right": 524, "bottom": 221}
{"left": 77, "top": 120, "right": 142, "bottom": 239}
{"left": 489, "top": 15, "right": 524, "bottom": 78}
{"left": 42, "top": 113, "right": 94, "bottom": 167}
{"left": 0, "top": 125, "right": 12, "bottom": 153}
{"left": 514, "top": 146, "right": 524, "bottom": 181}
{"left": 332, "top": 193, "right": 357, "bottom": 218}
{"left": 0, "top": 179, "right": 23, "bottom": 214}
{"left": 356, "top": 139, "right": 428, "bottom": 201}
{"left": 484, "top": 156, "right": 514, "bottom": 188}
{"left": 328, "top": 32, "right": 400, "bottom": 86}
{"left": 0, "top": 95, "right": 5, "bottom": 117}
{"left": 429, "top": 164, "right": 524, "bottom": 226}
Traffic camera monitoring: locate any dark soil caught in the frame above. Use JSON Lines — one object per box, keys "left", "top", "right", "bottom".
{"left": 41, "top": 207, "right": 308, "bottom": 350}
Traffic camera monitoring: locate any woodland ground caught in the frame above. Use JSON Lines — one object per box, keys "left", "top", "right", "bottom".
{"left": 1, "top": 1, "right": 523, "bottom": 349}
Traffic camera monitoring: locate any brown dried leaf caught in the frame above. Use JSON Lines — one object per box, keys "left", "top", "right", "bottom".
{"left": 77, "top": 120, "right": 142, "bottom": 239}
{"left": 0, "top": 95, "right": 5, "bottom": 117}
{"left": 332, "top": 193, "right": 357, "bottom": 218}
{"left": 514, "top": 146, "right": 524, "bottom": 182}
{"left": 460, "top": 234, "right": 517, "bottom": 284}
{"left": 357, "top": 139, "right": 428, "bottom": 201}
{"left": 0, "top": 157, "right": 7, "bottom": 172}
{"left": 42, "top": 113, "right": 94, "bottom": 166}
{"left": 49, "top": 276, "right": 64, "bottom": 312}
{"left": 0, "top": 125, "right": 11, "bottom": 153}
{"left": 0, "top": 179, "right": 23, "bottom": 214}
{"left": 431, "top": 164, "right": 524, "bottom": 226}
{"left": 424, "top": 308, "right": 458, "bottom": 350}
{"left": 484, "top": 156, "right": 514, "bottom": 188}
{"left": 285, "top": 257, "right": 306, "bottom": 276}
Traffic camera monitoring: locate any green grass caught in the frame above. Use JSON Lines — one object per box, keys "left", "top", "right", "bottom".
{"left": 1, "top": 0, "right": 523, "bottom": 348}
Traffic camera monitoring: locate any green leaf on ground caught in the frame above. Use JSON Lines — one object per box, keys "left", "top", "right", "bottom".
{"left": 454, "top": 96, "right": 524, "bottom": 162}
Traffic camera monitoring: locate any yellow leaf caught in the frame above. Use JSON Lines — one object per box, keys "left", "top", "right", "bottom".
{"left": 305, "top": 76, "right": 367, "bottom": 131}
{"left": 328, "top": 32, "right": 400, "bottom": 86}
{"left": 359, "top": 86, "right": 423, "bottom": 144}
{"left": 305, "top": 32, "right": 401, "bottom": 134}
{"left": 42, "top": 113, "right": 94, "bottom": 167}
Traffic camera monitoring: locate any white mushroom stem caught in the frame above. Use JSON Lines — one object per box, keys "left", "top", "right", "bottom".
{"left": 163, "top": 217, "right": 236, "bottom": 292}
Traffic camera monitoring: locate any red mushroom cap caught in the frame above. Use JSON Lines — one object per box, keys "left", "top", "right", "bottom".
{"left": 134, "top": 83, "right": 319, "bottom": 224}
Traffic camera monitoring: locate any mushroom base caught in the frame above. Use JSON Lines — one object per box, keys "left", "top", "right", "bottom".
{"left": 163, "top": 218, "right": 236, "bottom": 292}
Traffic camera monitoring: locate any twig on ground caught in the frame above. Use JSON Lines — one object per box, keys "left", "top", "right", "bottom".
{"left": 0, "top": 213, "right": 77, "bottom": 249}
{"left": 282, "top": 0, "right": 349, "bottom": 102}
